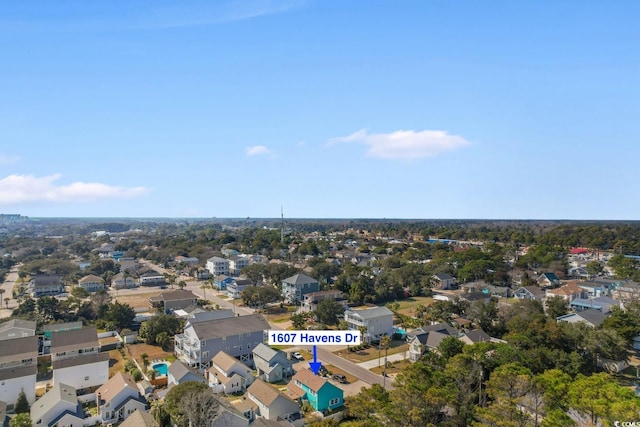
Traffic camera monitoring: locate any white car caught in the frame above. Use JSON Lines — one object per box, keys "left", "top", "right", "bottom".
{"left": 291, "top": 352, "right": 304, "bottom": 361}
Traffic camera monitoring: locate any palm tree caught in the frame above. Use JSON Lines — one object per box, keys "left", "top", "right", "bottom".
{"left": 141, "top": 353, "right": 149, "bottom": 371}
{"left": 4, "top": 298, "right": 9, "bottom": 309}
{"left": 358, "top": 325, "right": 368, "bottom": 344}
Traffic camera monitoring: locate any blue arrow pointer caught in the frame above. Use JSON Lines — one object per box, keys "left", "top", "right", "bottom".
{"left": 309, "top": 345, "right": 322, "bottom": 375}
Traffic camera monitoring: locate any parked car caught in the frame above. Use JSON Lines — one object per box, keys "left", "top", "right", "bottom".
{"left": 331, "top": 374, "right": 347, "bottom": 383}
{"left": 319, "top": 365, "right": 330, "bottom": 376}
{"left": 291, "top": 352, "right": 304, "bottom": 361}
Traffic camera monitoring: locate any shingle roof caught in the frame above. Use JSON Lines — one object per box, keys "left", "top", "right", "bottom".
{"left": 31, "top": 383, "right": 78, "bottom": 424}
{"left": 464, "top": 329, "right": 491, "bottom": 344}
{"left": 78, "top": 275, "right": 104, "bottom": 284}
{"left": 51, "top": 327, "right": 98, "bottom": 350}
{"left": 283, "top": 273, "right": 317, "bottom": 285}
{"left": 577, "top": 309, "right": 608, "bottom": 326}
{"left": 119, "top": 409, "right": 159, "bottom": 427}
{"left": 149, "top": 289, "right": 198, "bottom": 302}
{"left": 96, "top": 372, "right": 138, "bottom": 404}
{"left": 42, "top": 321, "right": 83, "bottom": 333}
{"left": 190, "top": 314, "right": 270, "bottom": 341}
{"left": 0, "top": 319, "right": 36, "bottom": 333}
{"left": 0, "top": 364, "right": 37, "bottom": 381}
{"left": 291, "top": 368, "right": 327, "bottom": 392}
{"left": 252, "top": 343, "right": 279, "bottom": 362}
{"left": 0, "top": 335, "right": 38, "bottom": 358}
{"left": 51, "top": 352, "right": 109, "bottom": 369}
{"left": 168, "top": 360, "right": 201, "bottom": 382}
{"left": 211, "top": 351, "right": 244, "bottom": 373}
{"left": 346, "top": 306, "right": 393, "bottom": 320}
{"left": 248, "top": 379, "right": 283, "bottom": 406}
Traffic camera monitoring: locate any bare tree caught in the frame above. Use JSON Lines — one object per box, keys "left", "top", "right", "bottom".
{"left": 180, "top": 388, "right": 220, "bottom": 427}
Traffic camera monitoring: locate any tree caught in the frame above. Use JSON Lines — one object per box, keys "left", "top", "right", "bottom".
{"left": 164, "top": 381, "right": 218, "bottom": 427}
{"left": 241, "top": 286, "right": 281, "bottom": 307}
{"left": 314, "top": 299, "right": 345, "bottom": 326}
{"left": 141, "top": 353, "right": 150, "bottom": 371}
{"left": 14, "top": 389, "right": 30, "bottom": 414}
{"left": 139, "top": 314, "right": 184, "bottom": 349}
{"left": 545, "top": 295, "right": 569, "bottom": 320}
{"left": 345, "top": 383, "right": 389, "bottom": 424}
{"left": 4, "top": 297, "right": 9, "bottom": 308}
{"left": 104, "top": 301, "right": 135, "bottom": 331}
{"left": 291, "top": 312, "right": 309, "bottom": 329}
{"left": 9, "top": 413, "right": 32, "bottom": 427}
{"left": 437, "top": 336, "right": 464, "bottom": 361}
{"left": 177, "top": 280, "right": 186, "bottom": 290}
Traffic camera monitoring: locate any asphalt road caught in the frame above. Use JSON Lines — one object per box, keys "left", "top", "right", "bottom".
{"left": 0, "top": 267, "right": 19, "bottom": 318}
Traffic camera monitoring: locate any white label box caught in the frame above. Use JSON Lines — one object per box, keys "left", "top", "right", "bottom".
{"left": 267, "top": 330, "right": 361, "bottom": 346}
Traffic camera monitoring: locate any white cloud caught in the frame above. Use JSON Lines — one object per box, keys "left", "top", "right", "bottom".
{"left": 245, "top": 145, "right": 272, "bottom": 156}
{"left": 0, "top": 174, "right": 148, "bottom": 205}
{"left": 0, "top": 153, "right": 20, "bottom": 165}
{"left": 329, "top": 128, "right": 472, "bottom": 160}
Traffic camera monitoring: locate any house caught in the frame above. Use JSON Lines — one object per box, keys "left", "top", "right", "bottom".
{"left": 0, "top": 336, "right": 38, "bottom": 406}
{"left": 0, "top": 319, "right": 36, "bottom": 341}
{"left": 175, "top": 314, "right": 271, "bottom": 369}
{"left": 253, "top": 343, "right": 293, "bottom": 383}
{"left": 51, "top": 327, "right": 109, "bottom": 390}
{"left": 208, "top": 351, "right": 254, "bottom": 394}
{"left": 138, "top": 270, "right": 166, "bottom": 287}
{"left": 227, "top": 278, "right": 253, "bottom": 299}
{"left": 570, "top": 296, "right": 620, "bottom": 314}
{"left": 167, "top": 360, "right": 206, "bottom": 388}
{"left": 344, "top": 306, "right": 394, "bottom": 343}
{"left": 29, "top": 274, "right": 63, "bottom": 297}
{"left": 174, "top": 256, "right": 199, "bottom": 266}
{"left": 247, "top": 379, "right": 302, "bottom": 422}
{"left": 111, "top": 272, "right": 136, "bottom": 289}
{"left": 209, "top": 399, "right": 251, "bottom": 427}
{"left": 301, "top": 290, "right": 345, "bottom": 312}
{"left": 30, "top": 383, "right": 84, "bottom": 427}
{"left": 96, "top": 372, "right": 147, "bottom": 424}
{"left": 459, "top": 329, "right": 492, "bottom": 345}
{"left": 0, "top": 401, "right": 7, "bottom": 427}
{"left": 556, "top": 309, "right": 608, "bottom": 328}
{"left": 281, "top": 273, "right": 320, "bottom": 303}
{"left": 149, "top": 289, "right": 198, "bottom": 313}
{"left": 545, "top": 283, "right": 588, "bottom": 302}
{"left": 229, "top": 256, "right": 251, "bottom": 276}
{"left": 433, "top": 273, "right": 458, "bottom": 290}
{"left": 207, "top": 257, "right": 230, "bottom": 277}
{"left": 576, "top": 281, "right": 608, "bottom": 297}
{"left": 118, "top": 258, "right": 140, "bottom": 273}
{"left": 214, "top": 275, "right": 235, "bottom": 290}
{"left": 407, "top": 323, "right": 458, "bottom": 362}
{"left": 120, "top": 409, "right": 159, "bottom": 427}
{"left": 568, "top": 266, "right": 590, "bottom": 279}
{"left": 513, "top": 286, "right": 546, "bottom": 302}
{"left": 537, "top": 272, "right": 560, "bottom": 288}
{"left": 287, "top": 368, "right": 343, "bottom": 412}
{"left": 76, "top": 274, "right": 105, "bottom": 292}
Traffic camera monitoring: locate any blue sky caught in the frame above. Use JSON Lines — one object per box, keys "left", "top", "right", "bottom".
{"left": 1, "top": 0, "right": 639, "bottom": 219}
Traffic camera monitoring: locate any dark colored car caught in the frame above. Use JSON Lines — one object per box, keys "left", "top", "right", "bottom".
{"left": 332, "top": 374, "right": 347, "bottom": 383}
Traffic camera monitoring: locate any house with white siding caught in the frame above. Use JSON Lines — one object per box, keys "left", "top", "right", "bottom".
{"left": 95, "top": 372, "right": 147, "bottom": 424}
{"left": 207, "top": 351, "right": 254, "bottom": 394}
{"left": 51, "top": 328, "right": 109, "bottom": 391}
{"left": 0, "top": 336, "right": 38, "bottom": 406}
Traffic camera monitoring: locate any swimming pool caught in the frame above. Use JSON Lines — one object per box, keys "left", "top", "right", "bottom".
{"left": 152, "top": 362, "right": 168, "bottom": 376}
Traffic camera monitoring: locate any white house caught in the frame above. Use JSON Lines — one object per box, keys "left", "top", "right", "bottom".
{"left": 76, "top": 274, "right": 105, "bottom": 292}
{"left": 207, "top": 257, "right": 230, "bottom": 277}
{"left": 51, "top": 328, "right": 109, "bottom": 390}
{"left": 96, "top": 372, "right": 147, "bottom": 424}
{"left": 229, "top": 256, "right": 250, "bottom": 276}
{"left": 0, "top": 336, "right": 38, "bottom": 406}
{"left": 252, "top": 343, "right": 293, "bottom": 383}
{"left": 30, "top": 383, "right": 85, "bottom": 427}
{"left": 344, "top": 306, "right": 394, "bottom": 343}
{"left": 207, "top": 351, "right": 254, "bottom": 394}
{"left": 227, "top": 278, "right": 253, "bottom": 299}
{"left": 247, "top": 379, "right": 301, "bottom": 423}
{"left": 0, "top": 319, "right": 36, "bottom": 341}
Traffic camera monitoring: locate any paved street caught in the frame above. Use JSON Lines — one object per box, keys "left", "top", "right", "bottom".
{"left": 0, "top": 266, "right": 19, "bottom": 318}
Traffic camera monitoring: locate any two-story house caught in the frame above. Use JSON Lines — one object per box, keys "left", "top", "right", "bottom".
{"left": 174, "top": 314, "right": 270, "bottom": 369}
{"left": 229, "top": 256, "right": 250, "bottom": 276}
{"left": 207, "top": 351, "right": 254, "bottom": 394}
{"left": 0, "top": 336, "right": 38, "bottom": 406}
{"left": 149, "top": 289, "right": 199, "bottom": 313}
{"left": 253, "top": 343, "right": 293, "bottom": 383}
{"left": 0, "top": 319, "right": 36, "bottom": 341}
{"left": 214, "top": 275, "right": 235, "bottom": 290}
{"left": 247, "top": 379, "right": 301, "bottom": 423}
{"left": 227, "top": 278, "right": 253, "bottom": 299}
{"left": 281, "top": 274, "right": 320, "bottom": 304}
{"left": 111, "top": 272, "right": 136, "bottom": 289}
{"left": 286, "top": 368, "right": 343, "bottom": 413}
{"left": 29, "top": 274, "right": 63, "bottom": 297}
{"left": 407, "top": 323, "right": 459, "bottom": 362}
{"left": 30, "top": 383, "right": 84, "bottom": 427}
{"left": 138, "top": 270, "right": 166, "bottom": 287}
{"left": 207, "top": 257, "right": 230, "bottom": 277}
{"left": 95, "top": 372, "right": 147, "bottom": 424}
{"left": 51, "top": 327, "right": 109, "bottom": 391}
{"left": 537, "top": 272, "right": 560, "bottom": 288}
{"left": 513, "top": 286, "right": 546, "bottom": 302}
{"left": 344, "top": 306, "right": 394, "bottom": 343}
{"left": 545, "top": 283, "right": 588, "bottom": 302}
{"left": 433, "top": 273, "right": 457, "bottom": 290}
{"left": 167, "top": 360, "right": 206, "bottom": 388}
{"left": 76, "top": 274, "right": 105, "bottom": 292}
{"left": 301, "top": 290, "right": 346, "bottom": 313}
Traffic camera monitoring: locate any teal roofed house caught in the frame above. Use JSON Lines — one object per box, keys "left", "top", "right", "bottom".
{"left": 287, "top": 368, "right": 343, "bottom": 412}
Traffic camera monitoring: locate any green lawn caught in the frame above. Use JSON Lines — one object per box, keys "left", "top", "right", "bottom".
{"left": 395, "top": 296, "right": 434, "bottom": 317}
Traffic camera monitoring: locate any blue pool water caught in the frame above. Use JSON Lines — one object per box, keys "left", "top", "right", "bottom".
{"left": 153, "top": 362, "right": 168, "bottom": 376}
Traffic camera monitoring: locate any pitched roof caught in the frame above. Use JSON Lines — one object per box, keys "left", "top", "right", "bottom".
{"left": 463, "top": 329, "right": 491, "bottom": 344}
{"left": 119, "top": 409, "right": 158, "bottom": 427}
{"left": 168, "top": 360, "right": 201, "bottom": 381}
{"left": 252, "top": 343, "right": 280, "bottom": 362}
{"left": 291, "top": 368, "right": 327, "bottom": 393}
{"left": 52, "top": 352, "right": 109, "bottom": 369}
{"left": 0, "top": 335, "right": 38, "bottom": 358}
{"left": 0, "top": 364, "right": 37, "bottom": 381}
{"left": 0, "top": 318, "right": 36, "bottom": 333}
{"left": 190, "top": 314, "right": 270, "bottom": 341}
{"left": 31, "top": 383, "right": 78, "bottom": 424}
{"left": 248, "top": 379, "right": 284, "bottom": 406}
{"left": 211, "top": 351, "right": 245, "bottom": 373}
{"left": 96, "top": 372, "right": 138, "bottom": 404}
{"left": 283, "top": 273, "right": 317, "bottom": 285}
{"left": 51, "top": 327, "right": 98, "bottom": 350}
{"left": 32, "top": 274, "right": 61, "bottom": 287}
{"left": 577, "top": 309, "right": 608, "bottom": 326}
{"left": 42, "top": 321, "right": 83, "bottom": 332}
{"left": 425, "top": 331, "right": 451, "bottom": 349}
{"left": 434, "top": 273, "right": 454, "bottom": 280}
{"left": 78, "top": 275, "right": 104, "bottom": 284}
{"left": 345, "top": 306, "right": 393, "bottom": 320}
{"left": 149, "top": 289, "right": 198, "bottom": 302}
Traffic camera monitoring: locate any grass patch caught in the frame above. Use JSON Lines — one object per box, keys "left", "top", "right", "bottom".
{"left": 108, "top": 349, "right": 127, "bottom": 378}
{"left": 370, "top": 359, "right": 411, "bottom": 375}
{"left": 395, "top": 296, "right": 434, "bottom": 317}
{"left": 337, "top": 342, "right": 409, "bottom": 363}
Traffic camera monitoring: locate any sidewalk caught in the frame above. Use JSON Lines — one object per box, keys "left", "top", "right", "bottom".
{"left": 357, "top": 352, "right": 407, "bottom": 370}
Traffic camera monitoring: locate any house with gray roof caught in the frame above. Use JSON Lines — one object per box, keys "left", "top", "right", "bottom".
{"left": 51, "top": 327, "right": 109, "bottom": 390}
{"left": 120, "top": 409, "right": 158, "bottom": 427}
{"left": 207, "top": 351, "right": 254, "bottom": 394}
{"left": 96, "top": 372, "right": 147, "bottom": 424}
{"left": 175, "top": 314, "right": 271, "bottom": 369}
{"left": 30, "top": 383, "right": 84, "bottom": 427}
{"left": 513, "top": 286, "right": 546, "bottom": 302}
{"left": 247, "top": 379, "right": 301, "bottom": 423}
{"left": 138, "top": 270, "right": 166, "bottom": 287}
{"left": 253, "top": 343, "right": 293, "bottom": 383}
{"left": 227, "top": 278, "right": 253, "bottom": 299}
{"left": 0, "top": 319, "right": 36, "bottom": 341}
{"left": 149, "top": 289, "right": 198, "bottom": 313}
{"left": 76, "top": 274, "right": 105, "bottom": 292}
{"left": 281, "top": 273, "right": 319, "bottom": 303}
{"left": 168, "top": 360, "right": 205, "bottom": 388}
{"left": 570, "top": 296, "right": 620, "bottom": 314}
{"left": 28, "top": 274, "right": 63, "bottom": 297}
{"left": 407, "top": 323, "right": 459, "bottom": 362}
{"left": 344, "top": 306, "right": 394, "bottom": 343}
{"left": 557, "top": 308, "right": 608, "bottom": 328}
{"left": 0, "top": 336, "right": 38, "bottom": 405}
{"left": 433, "top": 273, "right": 457, "bottom": 290}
